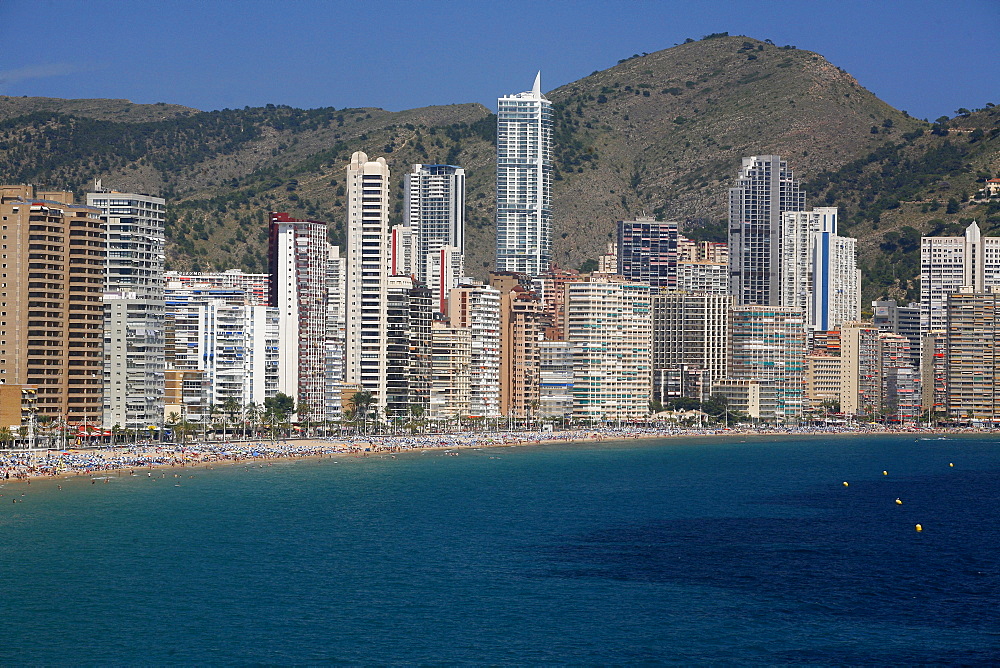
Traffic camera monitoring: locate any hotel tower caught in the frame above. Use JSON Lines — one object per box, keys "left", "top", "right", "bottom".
{"left": 496, "top": 72, "right": 552, "bottom": 277}
{"left": 728, "top": 155, "right": 805, "bottom": 306}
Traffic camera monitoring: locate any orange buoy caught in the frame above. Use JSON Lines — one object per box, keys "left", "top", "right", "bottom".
{"left": 842, "top": 481, "right": 849, "bottom": 487}
{"left": 895, "top": 498, "right": 902, "bottom": 505}
{"left": 883, "top": 470, "right": 888, "bottom": 476}
{"left": 915, "top": 524, "right": 923, "bottom": 532}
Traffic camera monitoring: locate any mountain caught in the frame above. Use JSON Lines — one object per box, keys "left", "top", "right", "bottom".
{"left": 0, "top": 34, "right": 997, "bottom": 304}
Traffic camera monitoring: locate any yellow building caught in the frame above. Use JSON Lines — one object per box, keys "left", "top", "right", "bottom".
{"left": 805, "top": 352, "right": 842, "bottom": 413}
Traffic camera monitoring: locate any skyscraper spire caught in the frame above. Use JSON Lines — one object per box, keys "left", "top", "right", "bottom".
{"left": 532, "top": 71, "right": 541, "bottom": 97}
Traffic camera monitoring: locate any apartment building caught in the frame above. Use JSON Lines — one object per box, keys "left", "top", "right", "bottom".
{"left": 0, "top": 186, "right": 104, "bottom": 422}
{"left": 566, "top": 279, "right": 653, "bottom": 421}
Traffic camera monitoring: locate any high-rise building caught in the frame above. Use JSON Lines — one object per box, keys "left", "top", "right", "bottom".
{"left": 677, "top": 237, "right": 728, "bottom": 264}
{"left": 87, "top": 186, "right": 166, "bottom": 432}
{"left": 164, "top": 294, "right": 279, "bottom": 415}
{"left": 428, "top": 321, "right": 471, "bottom": 421}
{"left": 163, "top": 270, "right": 269, "bottom": 306}
{"left": 493, "top": 280, "right": 544, "bottom": 419}
{"left": 404, "top": 164, "right": 466, "bottom": 284}
{"left": 538, "top": 340, "right": 574, "bottom": 420}
{"left": 533, "top": 264, "right": 584, "bottom": 339}
{"left": 921, "top": 330, "right": 947, "bottom": 416}
{"left": 840, "top": 321, "right": 880, "bottom": 418}
{"left": 920, "top": 221, "right": 1000, "bottom": 333}
{"left": 268, "top": 212, "right": 329, "bottom": 414}
{"left": 804, "top": 352, "right": 842, "bottom": 414}
{"left": 943, "top": 288, "right": 1000, "bottom": 422}
{"left": 728, "top": 155, "right": 805, "bottom": 306}
{"left": 566, "top": 279, "right": 653, "bottom": 422}
{"left": 780, "top": 207, "right": 859, "bottom": 331}
{"left": 878, "top": 333, "right": 920, "bottom": 422}
{"left": 496, "top": 73, "right": 552, "bottom": 276}
{"left": 676, "top": 261, "right": 729, "bottom": 294}
{"left": 0, "top": 186, "right": 105, "bottom": 423}
{"left": 389, "top": 224, "right": 414, "bottom": 278}
{"left": 424, "top": 245, "right": 464, "bottom": 314}
{"left": 727, "top": 306, "right": 807, "bottom": 421}
{"left": 344, "top": 152, "right": 393, "bottom": 413}
{"left": 616, "top": 218, "right": 680, "bottom": 288}
{"left": 449, "top": 282, "right": 502, "bottom": 418}
{"left": 379, "top": 276, "right": 434, "bottom": 422}
{"left": 325, "top": 246, "right": 346, "bottom": 424}
{"left": 651, "top": 291, "right": 731, "bottom": 403}
{"left": 872, "top": 299, "right": 921, "bottom": 371}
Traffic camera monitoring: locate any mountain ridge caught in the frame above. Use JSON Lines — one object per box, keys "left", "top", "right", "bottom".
{"left": 0, "top": 35, "right": 997, "bottom": 304}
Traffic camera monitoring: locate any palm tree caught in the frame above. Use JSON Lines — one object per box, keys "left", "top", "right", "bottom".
{"left": 340, "top": 408, "right": 357, "bottom": 436}
{"left": 223, "top": 397, "right": 241, "bottom": 441}
{"left": 295, "top": 400, "right": 311, "bottom": 438}
{"left": 528, "top": 400, "right": 540, "bottom": 430}
{"left": 408, "top": 403, "right": 425, "bottom": 434}
{"left": 166, "top": 412, "right": 181, "bottom": 444}
{"left": 205, "top": 403, "right": 222, "bottom": 442}
{"left": 348, "top": 391, "right": 375, "bottom": 436}
{"left": 36, "top": 414, "right": 55, "bottom": 448}
{"left": 244, "top": 401, "right": 260, "bottom": 440}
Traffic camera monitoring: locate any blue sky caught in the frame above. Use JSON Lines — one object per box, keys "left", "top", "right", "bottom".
{"left": 1, "top": 0, "right": 996, "bottom": 122}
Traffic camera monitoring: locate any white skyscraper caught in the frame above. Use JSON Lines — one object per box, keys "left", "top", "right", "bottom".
{"left": 728, "top": 155, "right": 805, "bottom": 306}
{"left": 164, "top": 293, "right": 279, "bottom": 412}
{"left": 325, "top": 245, "right": 347, "bottom": 423}
{"left": 344, "top": 152, "right": 393, "bottom": 411}
{"left": 780, "top": 207, "right": 860, "bottom": 331}
{"left": 268, "top": 212, "right": 329, "bottom": 413}
{"left": 810, "top": 228, "right": 860, "bottom": 332}
{"left": 405, "top": 164, "right": 466, "bottom": 281}
{"left": 920, "top": 221, "right": 1000, "bottom": 333}
{"left": 449, "top": 282, "right": 502, "bottom": 418}
{"left": 87, "top": 186, "right": 166, "bottom": 431}
{"left": 424, "top": 245, "right": 464, "bottom": 314}
{"left": 496, "top": 72, "right": 553, "bottom": 276}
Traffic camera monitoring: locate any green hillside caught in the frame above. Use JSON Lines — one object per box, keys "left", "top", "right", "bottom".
{"left": 0, "top": 34, "right": 997, "bottom": 302}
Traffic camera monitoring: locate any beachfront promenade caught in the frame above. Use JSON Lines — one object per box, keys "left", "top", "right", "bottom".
{"left": 0, "top": 424, "right": 977, "bottom": 483}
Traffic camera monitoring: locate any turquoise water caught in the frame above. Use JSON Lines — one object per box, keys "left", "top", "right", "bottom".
{"left": 2, "top": 434, "right": 999, "bottom": 664}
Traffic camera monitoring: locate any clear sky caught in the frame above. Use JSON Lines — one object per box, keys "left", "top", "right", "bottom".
{"left": 1, "top": 0, "right": 996, "bottom": 122}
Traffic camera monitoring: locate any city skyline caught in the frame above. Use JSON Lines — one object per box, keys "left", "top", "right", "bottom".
{"left": 0, "top": 0, "right": 996, "bottom": 122}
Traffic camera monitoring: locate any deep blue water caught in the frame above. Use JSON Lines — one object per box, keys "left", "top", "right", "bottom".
{"left": 2, "top": 434, "right": 999, "bottom": 664}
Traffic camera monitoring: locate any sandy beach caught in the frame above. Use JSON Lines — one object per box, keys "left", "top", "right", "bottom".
{"left": 0, "top": 424, "right": 986, "bottom": 487}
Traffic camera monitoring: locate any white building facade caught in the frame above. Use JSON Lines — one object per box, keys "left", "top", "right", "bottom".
{"left": 268, "top": 212, "right": 329, "bottom": 413}
{"left": 164, "top": 295, "right": 279, "bottom": 413}
{"left": 344, "top": 152, "right": 393, "bottom": 412}
{"left": 405, "top": 163, "right": 466, "bottom": 285}
{"left": 566, "top": 279, "right": 653, "bottom": 421}
{"left": 728, "top": 155, "right": 805, "bottom": 306}
{"left": 780, "top": 207, "right": 860, "bottom": 331}
{"left": 920, "top": 221, "right": 1000, "bottom": 334}
{"left": 449, "top": 283, "right": 502, "bottom": 418}
{"left": 87, "top": 188, "right": 166, "bottom": 432}
{"left": 496, "top": 73, "right": 553, "bottom": 276}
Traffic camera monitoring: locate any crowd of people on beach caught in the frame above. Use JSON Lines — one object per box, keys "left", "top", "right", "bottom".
{"left": 0, "top": 423, "right": 988, "bottom": 485}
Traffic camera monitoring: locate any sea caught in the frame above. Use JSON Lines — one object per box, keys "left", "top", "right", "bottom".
{"left": 1, "top": 433, "right": 999, "bottom": 665}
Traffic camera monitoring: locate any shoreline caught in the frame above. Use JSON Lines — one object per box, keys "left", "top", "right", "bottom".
{"left": 0, "top": 424, "right": 991, "bottom": 487}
